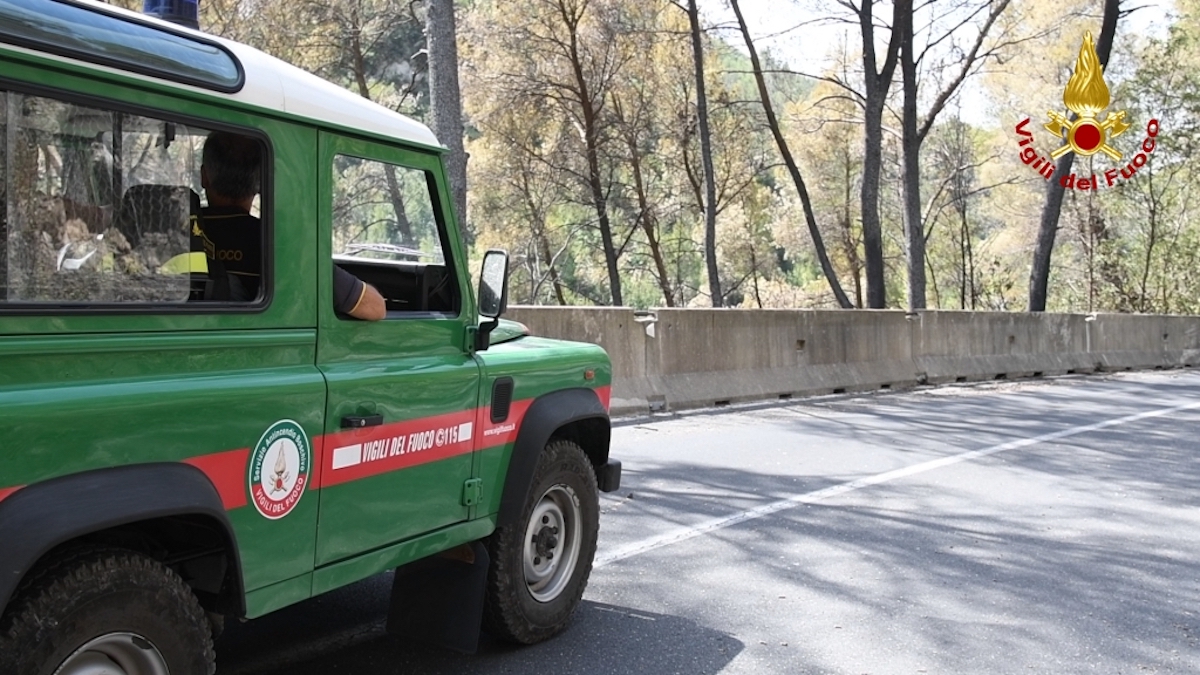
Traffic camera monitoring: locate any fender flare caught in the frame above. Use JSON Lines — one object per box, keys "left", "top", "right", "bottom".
{"left": 496, "top": 387, "right": 610, "bottom": 529}
{"left": 0, "top": 463, "right": 243, "bottom": 613}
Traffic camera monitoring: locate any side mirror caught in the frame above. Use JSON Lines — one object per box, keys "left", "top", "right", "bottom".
{"left": 475, "top": 249, "right": 509, "bottom": 351}
{"left": 478, "top": 249, "right": 509, "bottom": 319}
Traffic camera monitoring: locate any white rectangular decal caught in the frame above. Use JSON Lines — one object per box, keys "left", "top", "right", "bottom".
{"left": 458, "top": 422, "right": 474, "bottom": 443}
{"left": 331, "top": 444, "right": 363, "bottom": 470}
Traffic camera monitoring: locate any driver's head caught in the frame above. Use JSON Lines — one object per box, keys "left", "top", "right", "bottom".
{"left": 201, "top": 131, "right": 261, "bottom": 203}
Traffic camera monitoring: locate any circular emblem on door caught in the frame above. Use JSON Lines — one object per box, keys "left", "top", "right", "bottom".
{"left": 248, "top": 419, "right": 311, "bottom": 520}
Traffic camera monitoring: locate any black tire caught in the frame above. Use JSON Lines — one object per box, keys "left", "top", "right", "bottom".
{"left": 484, "top": 439, "right": 600, "bottom": 644}
{"left": 0, "top": 547, "right": 215, "bottom": 675}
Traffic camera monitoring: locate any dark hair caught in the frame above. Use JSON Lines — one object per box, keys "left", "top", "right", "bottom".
{"left": 202, "top": 131, "right": 261, "bottom": 201}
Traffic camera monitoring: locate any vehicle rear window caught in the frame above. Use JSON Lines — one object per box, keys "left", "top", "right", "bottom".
{"left": 0, "top": 88, "right": 269, "bottom": 308}
{"left": 0, "top": 0, "right": 243, "bottom": 93}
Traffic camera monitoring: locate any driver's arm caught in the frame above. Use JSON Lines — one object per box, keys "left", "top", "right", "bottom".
{"left": 334, "top": 265, "right": 386, "bottom": 321}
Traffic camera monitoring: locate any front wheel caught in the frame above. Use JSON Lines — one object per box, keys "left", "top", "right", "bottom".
{"left": 0, "top": 547, "right": 215, "bottom": 675}
{"left": 484, "top": 439, "right": 599, "bottom": 644}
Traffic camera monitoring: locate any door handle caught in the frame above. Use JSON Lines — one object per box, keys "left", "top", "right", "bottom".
{"left": 341, "top": 414, "right": 384, "bottom": 429}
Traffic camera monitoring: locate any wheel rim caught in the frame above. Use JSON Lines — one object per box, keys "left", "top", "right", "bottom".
{"left": 53, "top": 632, "right": 170, "bottom": 675}
{"left": 523, "top": 483, "right": 583, "bottom": 603}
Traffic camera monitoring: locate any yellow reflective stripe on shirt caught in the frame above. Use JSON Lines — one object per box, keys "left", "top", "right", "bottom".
{"left": 347, "top": 283, "right": 367, "bottom": 314}
{"left": 159, "top": 251, "right": 209, "bottom": 275}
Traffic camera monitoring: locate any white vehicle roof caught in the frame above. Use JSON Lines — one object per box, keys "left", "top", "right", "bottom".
{"left": 63, "top": 0, "right": 443, "bottom": 149}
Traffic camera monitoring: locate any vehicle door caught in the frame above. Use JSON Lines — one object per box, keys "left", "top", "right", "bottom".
{"left": 313, "top": 132, "right": 480, "bottom": 565}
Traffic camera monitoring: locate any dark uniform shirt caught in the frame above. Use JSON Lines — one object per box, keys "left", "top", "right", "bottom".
{"left": 334, "top": 266, "right": 370, "bottom": 316}
{"left": 201, "top": 205, "right": 262, "bottom": 301}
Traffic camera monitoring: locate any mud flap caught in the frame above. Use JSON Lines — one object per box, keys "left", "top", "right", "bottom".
{"left": 386, "top": 541, "right": 489, "bottom": 653}
{"left": 597, "top": 459, "right": 622, "bottom": 492}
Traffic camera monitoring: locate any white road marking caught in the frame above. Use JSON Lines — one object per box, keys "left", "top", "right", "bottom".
{"left": 593, "top": 398, "right": 1200, "bottom": 569}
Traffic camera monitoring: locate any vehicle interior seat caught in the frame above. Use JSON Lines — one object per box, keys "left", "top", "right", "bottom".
{"left": 115, "top": 184, "right": 192, "bottom": 249}
{"left": 115, "top": 184, "right": 230, "bottom": 301}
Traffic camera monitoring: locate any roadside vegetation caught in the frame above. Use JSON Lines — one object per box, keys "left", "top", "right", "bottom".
{"left": 109, "top": 0, "right": 1200, "bottom": 313}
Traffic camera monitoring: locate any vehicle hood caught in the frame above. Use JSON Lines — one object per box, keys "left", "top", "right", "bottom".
{"left": 489, "top": 318, "right": 531, "bottom": 346}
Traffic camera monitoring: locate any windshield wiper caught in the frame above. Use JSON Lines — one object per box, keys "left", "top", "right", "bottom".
{"left": 341, "top": 243, "right": 439, "bottom": 260}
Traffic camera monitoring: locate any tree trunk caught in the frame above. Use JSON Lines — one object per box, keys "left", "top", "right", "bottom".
{"left": 861, "top": 100, "right": 888, "bottom": 308}
{"left": 857, "top": 0, "right": 902, "bottom": 308}
{"left": 564, "top": 15, "right": 622, "bottom": 306}
{"left": 610, "top": 91, "right": 676, "bottom": 306}
{"left": 382, "top": 165, "right": 415, "bottom": 246}
{"left": 959, "top": 196, "right": 970, "bottom": 309}
{"left": 364, "top": 112, "right": 414, "bottom": 247}
{"left": 516, "top": 164, "right": 566, "bottom": 305}
{"left": 895, "top": 0, "right": 1009, "bottom": 309}
{"left": 583, "top": 140, "right": 622, "bottom": 306}
{"left": 1028, "top": 0, "right": 1120, "bottom": 311}
{"left": 898, "top": 4, "right": 924, "bottom": 309}
{"left": 537, "top": 228, "right": 568, "bottom": 305}
{"left": 842, "top": 152, "right": 862, "bottom": 308}
{"left": 426, "top": 0, "right": 470, "bottom": 248}
{"left": 1139, "top": 165, "right": 1158, "bottom": 312}
{"left": 626, "top": 129, "right": 677, "bottom": 306}
{"left": 748, "top": 234, "right": 763, "bottom": 308}
{"left": 349, "top": 30, "right": 413, "bottom": 245}
{"left": 730, "top": 0, "right": 853, "bottom": 308}
{"left": 686, "top": 0, "right": 722, "bottom": 307}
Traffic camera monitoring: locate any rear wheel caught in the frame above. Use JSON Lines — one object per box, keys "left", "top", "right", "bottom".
{"left": 0, "top": 547, "right": 215, "bottom": 675}
{"left": 484, "top": 439, "right": 599, "bottom": 644}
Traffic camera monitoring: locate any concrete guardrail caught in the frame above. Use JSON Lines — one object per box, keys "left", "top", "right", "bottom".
{"left": 506, "top": 307, "right": 1200, "bottom": 417}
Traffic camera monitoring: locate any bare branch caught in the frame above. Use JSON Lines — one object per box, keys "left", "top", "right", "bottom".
{"left": 918, "top": 0, "right": 1013, "bottom": 143}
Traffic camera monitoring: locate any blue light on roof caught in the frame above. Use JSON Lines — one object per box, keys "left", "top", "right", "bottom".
{"left": 142, "top": 0, "right": 198, "bottom": 30}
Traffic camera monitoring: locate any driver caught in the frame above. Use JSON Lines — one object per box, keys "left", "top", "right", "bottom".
{"left": 201, "top": 131, "right": 385, "bottom": 320}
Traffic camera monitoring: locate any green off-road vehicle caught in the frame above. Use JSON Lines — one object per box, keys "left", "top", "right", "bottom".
{"left": 0, "top": 1, "right": 620, "bottom": 672}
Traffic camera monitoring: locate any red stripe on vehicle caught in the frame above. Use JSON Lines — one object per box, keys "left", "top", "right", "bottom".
{"left": 184, "top": 448, "right": 249, "bottom": 510}
{"left": 595, "top": 385, "right": 611, "bottom": 411}
{"left": 319, "top": 399, "right": 538, "bottom": 489}
{"left": 477, "top": 398, "right": 532, "bottom": 448}
{"left": 0, "top": 485, "right": 22, "bottom": 504}
{"left": 320, "top": 408, "right": 481, "bottom": 488}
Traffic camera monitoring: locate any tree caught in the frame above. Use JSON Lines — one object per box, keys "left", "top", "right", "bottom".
{"left": 468, "top": 0, "right": 633, "bottom": 305}
{"left": 610, "top": 90, "right": 678, "bottom": 306}
{"left": 917, "top": 115, "right": 1019, "bottom": 310}
{"left": 1087, "top": 0, "right": 1200, "bottom": 313}
{"left": 1028, "top": 0, "right": 1121, "bottom": 312}
{"left": 729, "top": 0, "right": 853, "bottom": 308}
{"left": 682, "top": 0, "right": 723, "bottom": 307}
{"left": 899, "top": 0, "right": 1013, "bottom": 310}
{"left": 426, "top": 0, "right": 470, "bottom": 247}
{"left": 847, "top": 0, "right": 904, "bottom": 308}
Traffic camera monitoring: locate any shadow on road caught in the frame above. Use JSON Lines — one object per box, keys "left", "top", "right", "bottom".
{"left": 218, "top": 591, "right": 743, "bottom": 675}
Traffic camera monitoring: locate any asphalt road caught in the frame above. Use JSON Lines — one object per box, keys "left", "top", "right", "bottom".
{"left": 217, "top": 370, "right": 1200, "bottom": 674}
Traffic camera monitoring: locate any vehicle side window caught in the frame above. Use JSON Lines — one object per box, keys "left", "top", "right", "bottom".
{"left": 0, "top": 88, "right": 267, "bottom": 306}
{"left": 331, "top": 154, "right": 459, "bottom": 316}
